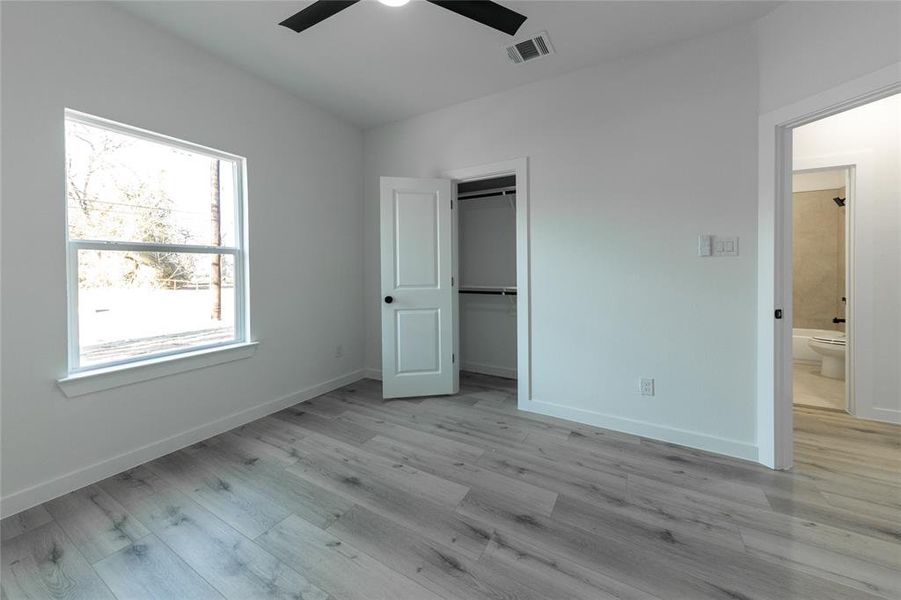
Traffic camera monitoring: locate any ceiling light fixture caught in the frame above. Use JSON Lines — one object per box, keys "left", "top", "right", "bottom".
{"left": 377, "top": 0, "right": 410, "bottom": 7}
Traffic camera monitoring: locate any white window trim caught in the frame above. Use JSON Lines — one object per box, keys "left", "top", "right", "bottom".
{"left": 58, "top": 341, "right": 258, "bottom": 398}
{"left": 63, "top": 109, "right": 251, "bottom": 380}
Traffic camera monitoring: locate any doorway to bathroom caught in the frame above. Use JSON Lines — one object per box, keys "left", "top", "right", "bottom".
{"left": 788, "top": 92, "right": 900, "bottom": 428}
{"left": 759, "top": 82, "right": 900, "bottom": 469}
{"left": 790, "top": 166, "right": 850, "bottom": 413}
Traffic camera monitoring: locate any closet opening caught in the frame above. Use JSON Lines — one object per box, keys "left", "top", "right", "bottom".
{"left": 378, "top": 159, "right": 527, "bottom": 401}
{"left": 439, "top": 157, "right": 529, "bottom": 403}
{"left": 456, "top": 174, "right": 518, "bottom": 382}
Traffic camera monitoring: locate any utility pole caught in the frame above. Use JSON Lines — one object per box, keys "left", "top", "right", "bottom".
{"left": 210, "top": 159, "right": 221, "bottom": 320}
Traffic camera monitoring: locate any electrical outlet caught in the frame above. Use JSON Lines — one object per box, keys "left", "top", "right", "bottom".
{"left": 335, "top": 345, "right": 344, "bottom": 359}
{"left": 639, "top": 378, "right": 655, "bottom": 396}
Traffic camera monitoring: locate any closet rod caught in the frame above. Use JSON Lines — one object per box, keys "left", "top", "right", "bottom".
{"left": 458, "top": 289, "right": 517, "bottom": 296}
{"left": 457, "top": 186, "right": 516, "bottom": 200}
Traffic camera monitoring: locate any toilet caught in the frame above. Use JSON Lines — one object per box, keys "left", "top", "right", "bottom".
{"left": 808, "top": 332, "right": 846, "bottom": 379}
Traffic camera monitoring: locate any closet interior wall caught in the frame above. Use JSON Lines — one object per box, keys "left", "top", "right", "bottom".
{"left": 458, "top": 176, "right": 518, "bottom": 379}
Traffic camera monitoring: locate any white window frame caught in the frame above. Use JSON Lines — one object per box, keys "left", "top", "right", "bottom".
{"left": 64, "top": 109, "right": 250, "bottom": 375}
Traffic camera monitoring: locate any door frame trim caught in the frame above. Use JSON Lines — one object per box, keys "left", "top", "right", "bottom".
{"left": 757, "top": 63, "right": 900, "bottom": 469}
{"left": 443, "top": 158, "right": 531, "bottom": 404}
{"left": 791, "top": 160, "right": 858, "bottom": 417}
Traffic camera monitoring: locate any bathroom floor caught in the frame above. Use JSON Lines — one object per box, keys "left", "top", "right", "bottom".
{"left": 794, "top": 362, "right": 845, "bottom": 410}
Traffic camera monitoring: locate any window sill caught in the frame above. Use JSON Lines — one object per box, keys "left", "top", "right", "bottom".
{"left": 57, "top": 342, "right": 258, "bottom": 398}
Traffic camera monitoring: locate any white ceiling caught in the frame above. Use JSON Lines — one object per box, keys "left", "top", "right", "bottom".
{"left": 118, "top": 1, "right": 780, "bottom": 128}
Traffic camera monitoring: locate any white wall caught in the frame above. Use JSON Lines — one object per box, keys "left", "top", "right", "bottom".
{"left": 0, "top": 1, "right": 363, "bottom": 516}
{"left": 793, "top": 170, "right": 846, "bottom": 193}
{"left": 757, "top": 1, "right": 901, "bottom": 114}
{"left": 459, "top": 195, "right": 517, "bottom": 289}
{"left": 364, "top": 24, "right": 761, "bottom": 460}
{"left": 793, "top": 94, "right": 900, "bottom": 422}
{"left": 459, "top": 195, "right": 517, "bottom": 378}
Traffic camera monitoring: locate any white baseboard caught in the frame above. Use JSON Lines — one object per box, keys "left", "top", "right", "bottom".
{"left": 366, "top": 365, "right": 518, "bottom": 381}
{"left": 462, "top": 362, "right": 517, "bottom": 380}
{"left": 0, "top": 369, "right": 366, "bottom": 519}
{"left": 864, "top": 406, "right": 901, "bottom": 425}
{"left": 521, "top": 397, "right": 759, "bottom": 462}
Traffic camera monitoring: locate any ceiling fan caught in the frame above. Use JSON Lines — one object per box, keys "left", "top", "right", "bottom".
{"left": 279, "top": 0, "right": 528, "bottom": 36}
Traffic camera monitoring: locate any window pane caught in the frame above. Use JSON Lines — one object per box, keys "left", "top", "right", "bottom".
{"left": 77, "top": 250, "right": 237, "bottom": 367}
{"left": 65, "top": 119, "right": 237, "bottom": 246}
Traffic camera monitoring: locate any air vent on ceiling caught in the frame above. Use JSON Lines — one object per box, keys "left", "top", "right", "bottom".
{"left": 506, "top": 31, "right": 554, "bottom": 64}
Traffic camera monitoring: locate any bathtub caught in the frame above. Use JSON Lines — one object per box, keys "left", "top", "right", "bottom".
{"left": 793, "top": 328, "right": 842, "bottom": 363}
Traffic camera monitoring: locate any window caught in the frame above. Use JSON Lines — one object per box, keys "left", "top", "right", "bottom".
{"left": 65, "top": 110, "right": 248, "bottom": 373}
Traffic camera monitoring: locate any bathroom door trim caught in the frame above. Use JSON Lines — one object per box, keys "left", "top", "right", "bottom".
{"left": 757, "top": 63, "right": 900, "bottom": 470}
{"left": 442, "top": 158, "right": 531, "bottom": 405}
{"left": 792, "top": 161, "right": 858, "bottom": 416}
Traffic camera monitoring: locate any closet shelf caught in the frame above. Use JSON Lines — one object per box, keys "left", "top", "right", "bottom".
{"left": 457, "top": 187, "right": 516, "bottom": 201}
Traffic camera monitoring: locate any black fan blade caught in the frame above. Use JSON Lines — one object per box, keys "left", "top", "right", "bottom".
{"left": 426, "top": 1, "right": 526, "bottom": 36}
{"left": 279, "top": 0, "right": 361, "bottom": 33}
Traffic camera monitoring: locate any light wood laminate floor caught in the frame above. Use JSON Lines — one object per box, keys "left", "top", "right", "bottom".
{"left": 2, "top": 373, "right": 899, "bottom": 599}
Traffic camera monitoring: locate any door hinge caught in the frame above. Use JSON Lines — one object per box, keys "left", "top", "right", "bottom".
{"left": 774, "top": 309, "right": 783, "bottom": 319}
{"left": 452, "top": 353, "right": 456, "bottom": 363}
{"left": 450, "top": 199, "right": 453, "bottom": 209}
{"left": 451, "top": 276, "right": 454, "bottom": 287}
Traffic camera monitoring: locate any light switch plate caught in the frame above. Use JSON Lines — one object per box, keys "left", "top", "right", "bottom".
{"left": 699, "top": 235, "right": 738, "bottom": 257}
{"left": 713, "top": 236, "right": 739, "bottom": 257}
{"left": 698, "top": 235, "right": 712, "bottom": 257}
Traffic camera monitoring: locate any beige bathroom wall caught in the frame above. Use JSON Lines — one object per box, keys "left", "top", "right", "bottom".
{"left": 793, "top": 186, "right": 846, "bottom": 331}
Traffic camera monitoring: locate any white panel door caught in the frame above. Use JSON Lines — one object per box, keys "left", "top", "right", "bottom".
{"left": 380, "top": 177, "right": 458, "bottom": 399}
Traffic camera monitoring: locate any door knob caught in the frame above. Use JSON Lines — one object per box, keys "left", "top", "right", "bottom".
{"left": 384, "top": 296, "right": 394, "bottom": 304}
